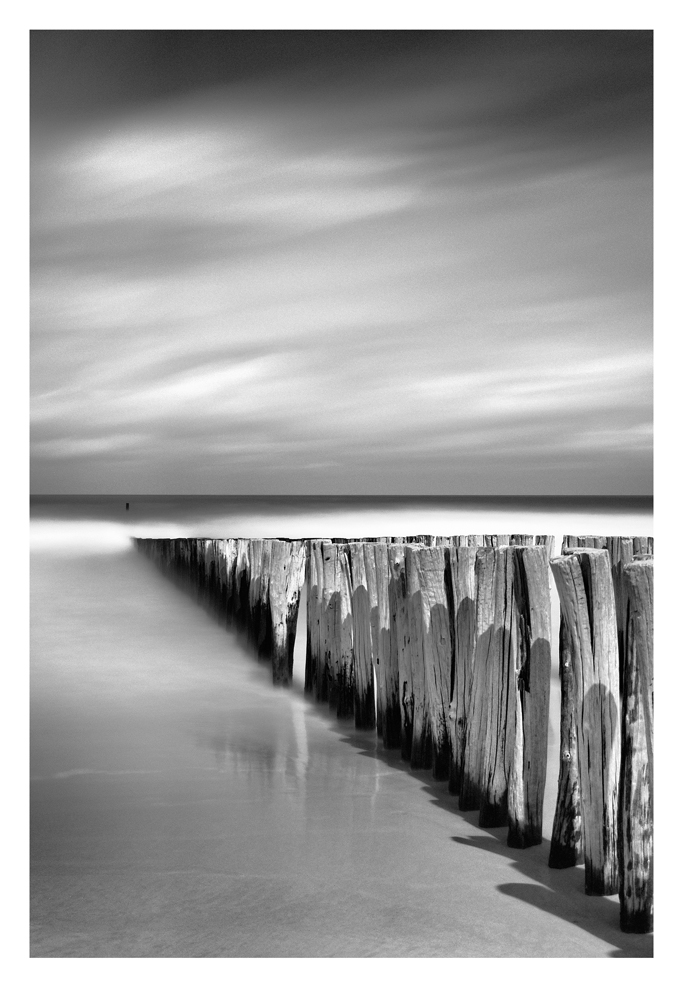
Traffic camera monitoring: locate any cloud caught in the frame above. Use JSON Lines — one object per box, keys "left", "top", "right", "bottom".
{"left": 30, "top": 34, "right": 652, "bottom": 494}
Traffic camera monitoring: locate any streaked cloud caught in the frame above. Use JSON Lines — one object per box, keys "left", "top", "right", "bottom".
{"left": 31, "top": 32, "right": 652, "bottom": 494}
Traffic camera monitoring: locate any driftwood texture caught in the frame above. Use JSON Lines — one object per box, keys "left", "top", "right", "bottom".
{"left": 551, "top": 549, "right": 621, "bottom": 895}
{"left": 321, "top": 543, "right": 354, "bottom": 717}
{"left": 479, "top": 546, "right": 518, "bottom": 827}
{"left": 375, "top": 544, "right": 400, "bottom": 746}
{"left": 388, "top": 545, "right": 412, "bottom": 759}
{"left": 459, "top": 547, "right": 496, "bottom": 811}
{"left": 506, "top": 546, "right": 552, "bottom": 848}
{"left": 447, "top": 546, "right": 478, "bottom": 795}
{"left": 548, "top": 611, "right": 584, "bottom": 868}
{"left": 619, "top": 558, "right": 654, "bottom": 933}
{"left": 269, "top": 540, "right": 306, "bottom": 685}
{"left": 410, "top": 546, "right": 453, "bottom": 779}
{"left": 348, "top": 542, "right": 376, "bottom": 729}
{"left": 405, "top": 545, "right": 433, "bottom": 769}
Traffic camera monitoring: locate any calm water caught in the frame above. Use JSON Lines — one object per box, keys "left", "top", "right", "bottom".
{"left": 30, "top": 496, "right": 653, "bottom": 957}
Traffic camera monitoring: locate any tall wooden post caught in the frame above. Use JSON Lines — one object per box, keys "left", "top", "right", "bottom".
{"left": 551, "top": 549, "right": 621, "bottom": 895}
{"left": 411, "top": 546, "right": 453, "bottom": 779}
{"left": 405, "top": 545, "right": 432, "bottom": 770}
{"left": 506, "top": 545, "right": 552, "bottom": 848}
{"left": 388, "top": 545, "right": 413, "bottom": 761}
{"left": 269, "top": 540, "right": 306, "bottom": 686}
{"left": 447, "top": 546, "right": 478, "bottom": 795}
{"left": 349, "top": 542, "right": 376, "bottom": 729}
{"left": 619, "top": 558, "right": 654, "bottom": 933}
{"left": 548, "top": 609, "right": 584, "bottom": 868}
{"left": 459, "top": 547, "right": 496, "bottom": 811}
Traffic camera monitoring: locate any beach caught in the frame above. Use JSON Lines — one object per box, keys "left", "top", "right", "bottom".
{"left": 30, "top": 496, "right": 653, "bottom": 957}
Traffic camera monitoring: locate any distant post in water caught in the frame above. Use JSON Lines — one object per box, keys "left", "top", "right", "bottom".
{"left": 619, "top": 558, "right": 653, "bottom": 933}
{"left": 551, "top": 549, "right": 621, "bottom": 895}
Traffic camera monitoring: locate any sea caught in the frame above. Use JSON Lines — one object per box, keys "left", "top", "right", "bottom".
{"left": 30, "top": 495, "right": 653, "bottom": 958}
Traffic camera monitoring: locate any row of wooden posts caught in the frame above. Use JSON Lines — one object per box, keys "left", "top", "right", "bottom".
{"left": 133, "top": 532, "right": 653, "bottom": 934}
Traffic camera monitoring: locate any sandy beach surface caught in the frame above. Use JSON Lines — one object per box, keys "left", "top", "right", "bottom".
{"left": 30, "top": 504, "right": 653, "bottom": 957}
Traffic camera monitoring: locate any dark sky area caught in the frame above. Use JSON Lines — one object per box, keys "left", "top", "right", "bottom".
{"left": 31, "top": 30, "right": 652, "bottom": 494}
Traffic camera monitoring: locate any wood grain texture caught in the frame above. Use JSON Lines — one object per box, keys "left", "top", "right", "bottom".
{"left": 405, "top": 545, "right": 433, "bottom": 770}
{"left": 374, "top": 544, "right": 399, "bottom": 746}
{"left": 550, "top": 549, "right": 621, "bottom": 895}
{"left": 619, "top": 559, "right": 654, "bottom": 933}
{"left": 388, "top": 544, "right": 412, "bottom": 758}
{"left": 479, "top": 547, "right": 517, "bottom": 828}
{"left": 548, "top": 611, "right": 584, "bottom": 868}
{"left": 411, "top": 546, "right": 453, "bottom": 779}
{"left": 459, "top": 547, "right": 496, "bottom": 811}
{"left": 269, "top": 540, "right": 306, "bottom": 686}
{"left": 349, "top": 542, "right": 376, "bottom": 729}
{"left": 506, "top": 546, "right": 552, "bottom": 848}
{"left": 447, "top": 546, "right": 478, "bottom": 795}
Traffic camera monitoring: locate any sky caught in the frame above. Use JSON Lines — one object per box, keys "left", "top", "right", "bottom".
{"left": 30, "top": 30, "right": 653, "bottom": 495}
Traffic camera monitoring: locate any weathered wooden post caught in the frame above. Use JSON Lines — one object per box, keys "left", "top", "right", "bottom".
{"left": 320, "top": 542, "right": 355, "bottom": 717}
{"left": 404, "top": 545, "right": 432, "bottom": 769}
{"left": 269, "top": 540, "right": 306, "bottom": 685}
{"left": 233, "top": 539, "right": 250, "bottom": 630}
{"left": 605, "top": 536, "right": 634, "bottom": 692}
{"left": 411, "top": 545, "right": 453, "bottom": 780}
{"left": 479, "top": 546, "right": 517, "bottom": 827}
{"left": 256, "top": 539, "right": 273, "bottom": 658}
{"left": 506, "top": 545, "right": 552, "bottom": 847}
{"left": 548, "top": 608, "right": 584, "bottom": 868}
{"left": 388, "top": 545, "right": 412, "bottom": 759}
{"left": 551, "top": 549, "right": 621, "bottom": 894}
{"left": 619, "top": 557, "right": 653, "bottom": 933}
{"left": 363, "top": 544, "right": 384, "bottom": 735}
{"left": 246, "top": 539, "right": 261, "bottom": 644}
{"left": 459, "top": 547, "right": 496, "bottom": 811}
{"left": 311, "top": 540, "right": 326, "bottom": 700}
{"left": 349, "top": 542, "right": 376, "bottom": 729}
{"left": 447, "top": 546, "right": 478, "bottom": 796}
{"left": 375, "top": 544, "right": 400, "bottom": 745}
{"left": 304, "top": 541, "right": 314, "bottom": 693}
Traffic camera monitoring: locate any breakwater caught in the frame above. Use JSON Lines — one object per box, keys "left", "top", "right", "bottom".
{"left": 133, "top": 532, "right": 653, "bottom": 933}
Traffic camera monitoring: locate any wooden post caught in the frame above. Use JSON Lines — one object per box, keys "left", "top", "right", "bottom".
{"left": 411, "top": 546, "right": 453, "bottom": 779}
{"left": 548, "top": 609, "right": 584, "bottom": 868}
{"left": 269, "top": 540, "right": 306, "bottom": 685}
{"left": 506, "top": 546, "right": 552, "bottom": 848}
{"left": 619, "top": 558, "right": 653, "bottom": 933}
{"left": 349, "top": 542, "right": 376, "bottom": 729}
{"left": 459, "top": 547, "right": 496, "bottom": 811}
{"left": 320, "top": 543, "right": 355, "bottom": 717}
{"left": 304, "top": 541, "right": 314, "bottom": 693}
{"left": 234, "top": 539, "right": 250, "bottom": 630}
{"left": 256, "top": 540, "right": 273, "bottom": 658}
{"left": 447, "top": 546, "right": 478, "bottom": 795}
{"left": 388, "top": 545, "right": 412, "bottom": 760}
{"left": 605, "top": 536, "right": 634, "bottom": 693}
{"left": 311, "top": 541, "right": 327, "bottom": 700}
{"left": 479, "top": 546, "right": 518, "bottom": 827}
{"left": 374, "top": 544, "right": 400, "bottom": 745}
{"left": 363, "top": 544, "right": 384, "bottom": 737}
{"left": 405, "top": 545, "right": 432, "bottom": 770}
{"left": 550, "top": 549, "right": 621, "bottom": 895}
